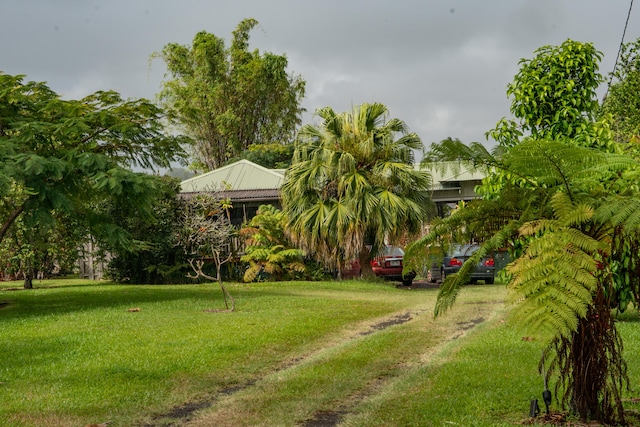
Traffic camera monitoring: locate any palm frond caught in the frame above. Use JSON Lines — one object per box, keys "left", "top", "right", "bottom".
{"left": 421, "top": 137, "right": 497, "bottom": 171}
{"left": 432, "top": 219, "right": 522, "bottom": 317}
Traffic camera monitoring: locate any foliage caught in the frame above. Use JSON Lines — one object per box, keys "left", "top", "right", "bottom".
{"left": 229, "top": 142, "right": 295, "bottom": 169}
{"left": 600, "top": 37, "right": 640, "bottom": 148}
{"left": 410, "top": 39, "right": 640, "bottom": 424}
{"left": 0, "top": 72, "right": 186, "bottom": 287}
{"left": 154, "top": 18, "right": 306, "bottom": 171}
{"left": 0, "top": 208, "right": 83, "bottom": 284}
{"left": 175, "top": 192, "right": 237, "bottom": 310}
{"left": 239, "top": 204, "right": 305, "bottom": 282}
{"left": 412, "top": 139, "right": 640, "bottom": 423}
{"left": 105, "top": 176, "right": 188, "bottom": 284}
{"left": 487, "top": 39, "right": 614, "bottom": 151}
{"left": 281, "top": 102, "right": 432, "bottom": 277}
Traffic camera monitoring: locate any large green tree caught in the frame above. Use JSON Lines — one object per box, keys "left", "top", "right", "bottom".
{"left": 104, "top": 176, "right": 188, "bottom": 284}
{"left": 600, "top": 38, "right": 640, "bottom": 148}
{"left": 281, "top": 102, "right": 432, "bottom": 278}
{"left": 488, "top": 39, "right": 613, "bottom": 151}
{"left": 0, "top": 72, "right": 186, "bottom": 287}
{"left": 155, "top": 18, "right": 306, "bottom": 171}
{"left": 408, "top": 40, "right": 640, "bottom": 424}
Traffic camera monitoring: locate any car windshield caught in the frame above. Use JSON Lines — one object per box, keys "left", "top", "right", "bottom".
{"left": 382, "top": 246, "right": 404, "bottom": 257}
{"left": 450, "top": 244, "right": 479, "bottom": 257}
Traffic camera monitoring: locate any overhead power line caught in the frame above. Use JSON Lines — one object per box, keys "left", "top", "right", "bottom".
{"left": 605, "top": 0, "right": 634, "bottom": 100}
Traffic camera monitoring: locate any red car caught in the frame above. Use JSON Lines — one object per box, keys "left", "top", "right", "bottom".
{"left": 370, "top": 246, "right": 416, "bottom": 286}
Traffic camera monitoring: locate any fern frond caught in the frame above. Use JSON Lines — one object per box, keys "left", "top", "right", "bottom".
{"left": 507, "top": 228, "right": 598, "bottom": 340}
{"left": 288, "top": 262, "right": 306, "bottom": 273}
{"left": 434, "top": 273, "right": 464, "bottom": 317}
{"left": 243, "top": 263, "right": 261, "bottom": 282}
{"left": 549, "top": 192, "right": 594, "bottom": 226}
{"left": 519, "top": 219, "right": 562, "bottom": 237}
{"left": 575, "top": 153, "right": 639, "bottom": 181}
{"left": 599, "top": 198, "right": 640, "bottom": 231}
{"left": 434, "top": 220, "right": 521, "bottom": 317}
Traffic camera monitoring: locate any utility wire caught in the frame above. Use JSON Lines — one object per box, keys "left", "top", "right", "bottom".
{"left": 604, "top": 0, "right": 634, "bottom": 100}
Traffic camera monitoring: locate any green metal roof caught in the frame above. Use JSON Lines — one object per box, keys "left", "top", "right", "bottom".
{"left": 181, "top": 159, "right": 488, "bottom": 195}
{"left": 180, "top": 159, "right": 285, "bottom": 193}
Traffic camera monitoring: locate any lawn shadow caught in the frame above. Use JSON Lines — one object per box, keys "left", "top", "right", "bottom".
{"left": 0, "top": 281, "right": 228, "bottom": 320}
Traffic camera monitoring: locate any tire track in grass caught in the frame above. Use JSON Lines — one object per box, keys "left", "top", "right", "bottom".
{"left": 141, "top": 309, "right": 422, "bottom": 427}
{"left": 298, "top": 315, "right": 492, "bottom": 427}
{"left": 149, "top": 293, "right": 501, "bottom": 427}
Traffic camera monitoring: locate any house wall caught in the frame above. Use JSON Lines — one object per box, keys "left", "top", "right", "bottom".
{"left": 77, "top": 240, "right": 109, "bottom": 280}
{"left": 431, "top": 179, "right": 482, "bottom": 217}
{"left": 229, "top": 200, "right": 282, "bottom": 226}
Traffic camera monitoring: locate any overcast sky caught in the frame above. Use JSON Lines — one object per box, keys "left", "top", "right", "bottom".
{"left": 2, "top": 1, "right": 639, "bottom": 152}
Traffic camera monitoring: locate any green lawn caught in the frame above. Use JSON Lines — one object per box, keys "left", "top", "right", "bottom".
{"left": 0, "top": 279, "right": 638, "bottom": 426}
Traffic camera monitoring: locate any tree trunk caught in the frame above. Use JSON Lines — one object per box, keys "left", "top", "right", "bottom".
{"left": 23, "top": 270, "right": 33, "bottom": 290}
{"left": 359, "top": 244, "right": 374, "bottom": 279}
{"left": 570, "top": 302, "right": 625, "bottom": 423}
{"left": 554, "top": 287, "right": 627, "bottom": 425}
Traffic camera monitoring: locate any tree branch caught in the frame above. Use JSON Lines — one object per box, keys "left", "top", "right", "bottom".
{"left": 0, "top": 203, "right": 26, "bottom": 245}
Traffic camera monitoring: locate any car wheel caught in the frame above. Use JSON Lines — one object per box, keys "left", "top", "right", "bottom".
{"left": 485, "top": 277, "right": 494, "bottom": 284}
{"left": 402, "top": 277, "right": 413, "bottom": 286}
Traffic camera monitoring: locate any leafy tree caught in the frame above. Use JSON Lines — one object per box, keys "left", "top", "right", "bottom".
{"left": 105, "top": 176, "right": 188, "bottom": 284}
{"left": 409, "top": 40, "right": 640, "bottom": 424}
{"left": 229, "top": 143, "right": 295, "bottom": 169}
{"left": 154, "top": 18, "right": 306, "bottom": 171}
{"left": 239, "top": 204, "right": 305, "bottom": 282}
{"left": 0, "top": 208, "right": 84, "bottom": 285}
{"left": 488, "top": 39, "right": 613, "bottom": 151}
{"left": 281, "top": 102, "right": 432, "bottom": 278}
{"left": 600, "top": 37, "right": 640, "bottom": 147}
{"left": 0, "top": 72, "right": 186, "bottom": 288}
{"left": 176, "top": 192, "right": 236, "bottom": 311}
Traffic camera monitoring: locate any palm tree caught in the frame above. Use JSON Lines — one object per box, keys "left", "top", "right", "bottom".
{"left": 281, "top": 102, "right": 432, "bottom": 278}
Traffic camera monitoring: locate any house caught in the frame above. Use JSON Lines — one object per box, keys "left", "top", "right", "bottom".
{"left": 179, "top": 159, "right": 488, "bottom": 222}
{"left": 424, "top": 162, "right": 486, "bottom": 217}
{"left": 180, "top": 159, "right": 286, "bottom": 225}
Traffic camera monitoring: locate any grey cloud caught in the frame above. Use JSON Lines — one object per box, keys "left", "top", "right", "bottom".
{"left": 2, "top": 0, "right": 638, "bottom": 148}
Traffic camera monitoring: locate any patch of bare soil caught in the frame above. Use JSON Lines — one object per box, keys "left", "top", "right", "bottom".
{"left": 300, "top": 409, "right": 346, "bottom": 427}
{"left": 141, "top": 401, "right": 208, "bottom": 426}
{"left": 141, "top": 381, "right": 260, "bottom": 427}
{"left": 395, "top": 280, "right": 440, "bottom": 290}
{"left": 360, "top": 312, "right": 412, "bottom": 336}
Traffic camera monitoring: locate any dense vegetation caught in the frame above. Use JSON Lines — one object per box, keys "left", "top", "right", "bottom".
{"left": 409, "top": 39, "right": 640, "bottom": 424}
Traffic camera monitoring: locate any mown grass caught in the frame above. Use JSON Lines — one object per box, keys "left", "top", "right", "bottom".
{"left": 0, "top": 279, "right": 638, "bottom": 426}
{"left": 0, "top": 279, "right": 434, "bottom": 426}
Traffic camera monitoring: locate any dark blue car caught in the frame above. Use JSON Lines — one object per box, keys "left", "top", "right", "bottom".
{"left": 440, "top": 244, "right": 495, "bottom": 284}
